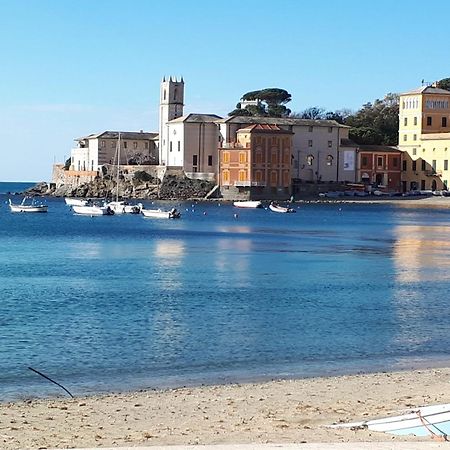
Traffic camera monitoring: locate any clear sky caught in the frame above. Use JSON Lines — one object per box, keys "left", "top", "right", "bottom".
{"left": 1, "top": 0, "right": 450, "bottom": 181}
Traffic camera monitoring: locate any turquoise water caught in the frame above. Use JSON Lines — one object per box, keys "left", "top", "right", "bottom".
{"left": 2, "top": 185, "right": 450, "bottom": 401}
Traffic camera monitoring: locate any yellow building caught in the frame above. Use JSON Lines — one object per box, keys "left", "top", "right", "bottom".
{"left": 399, "top": 85, "right": 450, "bottom": 191}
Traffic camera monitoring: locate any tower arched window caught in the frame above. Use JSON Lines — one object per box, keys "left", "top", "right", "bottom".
{"left": 307, "top": 154, "right": 314, "bottom": 166}
{"left": 163, "top": 90, "right": 166, "bottom": 101}
{"left": 174, "top": 88, "right": 177, "bottom": 100}
{"left": 326, "top": 155, "right": 333, "bottom": 166}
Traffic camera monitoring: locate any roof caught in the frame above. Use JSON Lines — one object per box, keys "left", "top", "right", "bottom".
{"left": 236, "top": 124, "right": 294, "bottom": 134}
{"left": 401, "top": 86, "right": 450, "bottom": 96}
{"left": 168, "top": 113, "right": 223, "bottom": 124}
{"left": 216, "top": 115, "right": 349, "bottom": 128}
{"left": 358, "top": 144, "right": 401, "bottom": 153}
{"left": 76, "top": 131, "right": 158, "bottom": 141}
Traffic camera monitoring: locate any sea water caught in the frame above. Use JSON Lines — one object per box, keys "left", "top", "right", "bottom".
{"left": 1, "top": 187, "right": 450, "bottom": 401}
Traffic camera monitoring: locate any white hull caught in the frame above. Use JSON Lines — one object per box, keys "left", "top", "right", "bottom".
{"left": 269, "top": 204, "right": 295, "bottom": 213}
{"left": 142, "top": 208, "right": 181, "bottom": 219}
{"left": 233, "top": 201, "right": 262, "bottom": 208}
{"left": 9, "top": 198, "right": 48, "bottom": 213}
{"left": 72, "top": 205, "right": 113, "bottom": 216}
{"left": 329, "top": 403, "right": 450, "bottom": 438}
{"left": 9, "top": 204, "right": 48, "bottom": 213}
{"left": 65, "top": 198, "right": 89, "bottom": 206}
{"left": 106, "top": 201, "right": 142, "bottom": 214}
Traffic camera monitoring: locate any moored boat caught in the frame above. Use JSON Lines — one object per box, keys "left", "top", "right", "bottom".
{"left": 72, "top": 204, "right": 114, "bottom": 216}
{"left": 328, "top": 403, "right": 450, "bottom": 438}
{"left": 106, "top": 200, "right": 142, "bottom": 214}
{"left": 141, "top": 207, "right": 181, "bottom": 219}
{"left": 9, "top": 197, "right": 48, "bottom": 213}
{"left": 233, "top": 201, "right": 263, "bottom": 208}
{"left": 269, "top": 202, "right": 296, "bottom": 213}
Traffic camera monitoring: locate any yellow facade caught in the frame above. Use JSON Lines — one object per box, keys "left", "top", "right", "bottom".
{"left": 399, "top": 85, "right": 450, "bottom": 191}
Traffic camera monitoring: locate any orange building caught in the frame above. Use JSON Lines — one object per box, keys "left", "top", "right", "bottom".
{"left": 357, "top": 145, "right": 402, "bottom": 191}
{"left": 219, "top": 124, "right": 293, "bottom": 200}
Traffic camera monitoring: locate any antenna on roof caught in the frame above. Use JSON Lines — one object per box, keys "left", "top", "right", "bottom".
{"left": 421, "top": 79, "right": 432, "bottom": 86}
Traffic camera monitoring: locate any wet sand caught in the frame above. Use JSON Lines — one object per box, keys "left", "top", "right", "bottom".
{"left": 2, "top": 367, "right": 450, "bottom": 449}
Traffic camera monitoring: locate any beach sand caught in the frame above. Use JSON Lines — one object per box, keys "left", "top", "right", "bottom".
{"left": 1, "top": 367, "right": 450, "bottom": 449}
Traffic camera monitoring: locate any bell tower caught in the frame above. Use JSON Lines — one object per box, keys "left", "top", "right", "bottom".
{"left": 159, "top": 76, "right": 184, "bottom": 166}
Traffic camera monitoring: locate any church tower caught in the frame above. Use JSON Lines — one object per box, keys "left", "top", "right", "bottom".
{"left": 159, "top": 76, "right": 184, "bottom": 166}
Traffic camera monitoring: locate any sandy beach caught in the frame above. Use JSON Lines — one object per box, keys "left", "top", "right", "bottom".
{"left": 2, "top": 367, "right": 450, "bottom": 449}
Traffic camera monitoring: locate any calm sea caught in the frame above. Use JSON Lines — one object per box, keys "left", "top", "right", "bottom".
{"left": 2, "top": 185, "right": 450, "bottom": 401}
{"left": 0, "top": 181, "right": 36, "bottom": 194}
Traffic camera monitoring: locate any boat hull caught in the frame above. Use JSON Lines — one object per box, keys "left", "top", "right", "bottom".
{"left": 72, "top": 205, "right": 113, "bottom": 216}
{"left": 64, "top": 198, "right": 89, "bottom": 206}
{"left": 233, "top": 201, "right": 262, "bottom": 208}
{"left": 269, "top": 204, "right": 295, "bottom": 213}
{"left": 9, "top": 204, "right": 48, "bottom": 213}
{"left": 142, "top": 208, "right": 181, "bottom": 219}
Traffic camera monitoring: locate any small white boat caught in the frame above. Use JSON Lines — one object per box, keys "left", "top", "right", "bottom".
{"left": 328, "top": 403, "right": 450, "bottom": 438}
{"left": 72, "top": 204, "right": 114, "bottom": 216}
{"left": 233, "top": 201, "right": 262, "bottom": 208}
{"left": 142, "top": 207, "right": 181, "bottom": 219}
{"left": 64, "top": 197, "right": 90, "bottom": 207}
{"left": 106, "top": 201, "right": 142, "bottom": 214}
{"left": 9, "top": 197, "right": 48, "bottom": 213}
{"left": 269, "top": 202, "right": 296, "bottom": 213}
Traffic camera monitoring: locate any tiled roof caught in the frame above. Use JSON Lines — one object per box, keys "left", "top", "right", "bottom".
{"left": 76, "top": 131, "right": 158, "bottom": 141}
{"left": 237, "top": 123, "right": 294, "bottom": 134}
{"left": 168, "top": 113, "right": 223, "bottom": 123}
{"left": 216, "top": 116, "right": 349, "bottom": 128}
{"left": 401, "top": 86, "right": 450, "bottom": 96}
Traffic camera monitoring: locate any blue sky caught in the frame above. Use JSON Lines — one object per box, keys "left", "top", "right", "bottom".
{"left": 1, "top": 0, "right": 450, "bottom": 181}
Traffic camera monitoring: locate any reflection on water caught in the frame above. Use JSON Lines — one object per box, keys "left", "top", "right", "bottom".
{"left": 152, "top": 239, "right": 186, "bottom": 291}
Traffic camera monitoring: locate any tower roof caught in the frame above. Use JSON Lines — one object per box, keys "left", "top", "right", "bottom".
{"left": 168, "top": 113, "right": 222, "bottom": 123}
{"left": 401, "top": 86, "right": 450, "bottom": 96}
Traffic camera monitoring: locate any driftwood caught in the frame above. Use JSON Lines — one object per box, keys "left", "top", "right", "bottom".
{"left": 28, "top": 367, "right": 74, "bottom": 398}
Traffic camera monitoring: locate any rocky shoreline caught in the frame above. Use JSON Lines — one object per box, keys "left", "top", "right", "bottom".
{"left": 25, "top": 173, "right": 216, "bottom": 201}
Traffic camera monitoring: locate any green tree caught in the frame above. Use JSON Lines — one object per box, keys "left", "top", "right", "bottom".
{"left": 437, "top": 78, "right": 450, "bottom": 91}
{"left": 229, "top": 88, "right": 292, "bottom": 117}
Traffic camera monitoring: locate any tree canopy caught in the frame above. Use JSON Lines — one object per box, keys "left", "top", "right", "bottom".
{"left": 437, "top": 78, "right": 450, "bottom": 91}
{"left": 228, "top": 88, "right": 292, "bottom": 117}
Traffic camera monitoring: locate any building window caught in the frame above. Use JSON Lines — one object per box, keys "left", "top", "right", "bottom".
{"left": 239, "top": 152, "right": 246, "bottom": 163}
{"left": 178, "top": 141, "right": 181, "bottom": 152}
{"left": 445, "top": 160, "right": 448, "bottom": 171}
{"left": 393, "top": 157, "right": 399, "bottom": 168}
{"left": 414, "top": 117, "right": 417, "bottom": 125}
{"left": 124, "top": 141, "right": 128, "bottom": 149}
{"left": 169, "top": 142, "right": 173, "bottom": 152}
{"left": 256, "top": 151, "right": 262, "bottom": 164}
{"left": 412, "top": 160, "right": 417, "bottom": 171}
{"left": 403, "top": 134, "right": 407, "bottom": 141}
{"left": 328, "top": 127, "right": 332, "bottom": 133}
{"left": 308, "top": 126, "right": 313, "bottom": 132}
{"left": 111, "top": 141, "right": 115, "bottom": 148}
{"left": 101, "top": 140, "right": 106, "bottom": 148}
{"left": 432, "top": 160, "right": 437, "bottom": 171}
{"left": 145, "top": 142, "right": 149, "bottom": 149}
{"left": 306, "top": 154, "right": 314, "bottom": 166}
{"left": 427, "top": 116, "right": 432, "bottom": 126}
{"left": 421, "top": 180, "right": 426, "bottom": 190}
{"left": 222, "top": 170, "right": 230, "bottom": 184}
{"left": 402, "top": 160, "right": 407, "bottom": 171}
{"left": 413, "top": 134, "right": 417, "bottom": 141}
{"left": 404, "top": 117, "right": 408, "bottom": 126}
{"left": 208, "top": 155, "right": 213, "bottom": 166}
{"left": 377, "top": 156, "right": 383, "bottom": 168}
{"left": 163, "top": 89, "right": 166, "bottom": 101}
{"left": 326, "top": 155, "right": 333, "bottom": 166}
{"left": 223, "top": 152, "right": 230, "bottom": 163}
{"left": 308, "top": 140, "right": 313, "bottom": 147}
{"left": 443, "top": 117, "right": 448, "bottom": 127}
{"left": 133, "top": 141, "right": 138, "bottom": 149}
{"left": 412, "top": 148, "right": 417, "bottom": 155}
{"left": 421, "top": 160, "right": 426, "bottom": 171}
{"left": 238, "top": 170, "right": 246, "bottom": 182}
{"left": 193, "top": 154, "right": 198, "bottom": 166}
{"left": 328, "top": 140, "right": 332, "bottom": 148}
{"left": 271, "top": 151, "right": 278, "bottom": 164}
{"left": 362, "top": 156, "right": 368, "bottom": 166}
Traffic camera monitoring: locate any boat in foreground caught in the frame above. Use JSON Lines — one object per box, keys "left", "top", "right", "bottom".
{"left": 269, "top": 202, "right": 296, "bottom": 213}
{"left": 142, "top": 208, "right": 181, "bottom": 219}
{"left": 9, "top": 197, "right": 48, "bottom": 213}
{"left": 106, "top": 200, "right": 142, "bottom": 214}
{"left": 72, "top": 204, "right": 114, "bottom": 216}
{"left": 233, "top": 201, "right": 262, "bottom": 208}
{"left": 328, "top": 403, "right": 450, "bottom": 439}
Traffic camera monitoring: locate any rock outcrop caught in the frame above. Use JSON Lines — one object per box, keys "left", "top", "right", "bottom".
{"left": 26, "top": 172, "right": 216, "bottom": 200}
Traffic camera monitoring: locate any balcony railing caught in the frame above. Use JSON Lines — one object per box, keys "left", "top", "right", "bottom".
{"left": 221, "top": 142, "right": 250, "bottom": 149}
{"left": 234, "top": 181, "right": 267, "bottom": 187}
